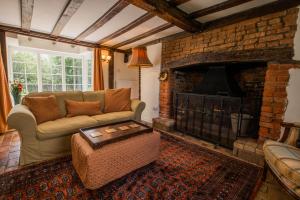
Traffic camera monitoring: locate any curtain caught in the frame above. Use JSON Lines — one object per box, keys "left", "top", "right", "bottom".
{"left": 0, "top": 47, "right": 12, "bottom": 133}
{"left": 93, "top": 48, "right": 104, "bottom": 91}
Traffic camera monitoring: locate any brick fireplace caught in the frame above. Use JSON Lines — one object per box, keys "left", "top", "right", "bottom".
{"left": 158, "top": 7, "right": 300, "bottom": 142}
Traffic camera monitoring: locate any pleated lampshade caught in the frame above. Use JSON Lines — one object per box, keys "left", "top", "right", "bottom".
{"left": 128, "top": 47, "right": 153, "bottom": 68}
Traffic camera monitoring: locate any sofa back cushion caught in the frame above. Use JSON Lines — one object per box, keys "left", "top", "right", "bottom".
{"left": 23, "top": 91, "right": 84, "bottom": 116}
{"left": 82, "top": 91, "right": 105, "bottom": 112}
{"left": 104, "top": 88, "right": 131, "bottom": 113}
{"left": 65, "top": 100, "right": 102, "bottom": 117}
{"left": 24, "top": 95, "right": 62, "bottom": 124}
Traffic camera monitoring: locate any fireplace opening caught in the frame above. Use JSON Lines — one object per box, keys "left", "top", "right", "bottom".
{"left": 172, "top": 62, "right": 267, "bottom": 149}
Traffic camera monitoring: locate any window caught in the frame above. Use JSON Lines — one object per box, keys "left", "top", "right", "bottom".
{"left": 40, "top": 54, "right": 63, "bottom": 92}
{"left": 8, "top": 47, "right": 93, "bottom": 95}
{"left": 65, "top": 57, "right": 83, "bottom": 91}
{"left": 11, "top": 50, "right": 38, "bottom": 95}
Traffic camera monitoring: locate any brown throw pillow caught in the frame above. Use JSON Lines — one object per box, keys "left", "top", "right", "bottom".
{"left": 65, "top": 100, "right": 102, "bottom": 117}
{"left": 104, "top": 88, "right": 131, "bottom": 113}
{"left": 24, "top": 95, "right": 62, "bottom": 124}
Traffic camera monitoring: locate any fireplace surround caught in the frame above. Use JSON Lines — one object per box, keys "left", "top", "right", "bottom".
{"left": 158, "top": 7, "right": 300, "bottom": 142}
{"left": 171, "top": 62, "right": 266, "bottom": 148}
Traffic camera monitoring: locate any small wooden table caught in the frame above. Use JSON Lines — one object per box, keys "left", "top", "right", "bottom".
{"left": 79, "top": 120, "right": 153, "bottom": 149}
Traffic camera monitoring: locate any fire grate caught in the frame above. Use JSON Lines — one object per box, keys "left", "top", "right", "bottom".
{"left": 173, "top": 92, "right": 244, "bottom": 149}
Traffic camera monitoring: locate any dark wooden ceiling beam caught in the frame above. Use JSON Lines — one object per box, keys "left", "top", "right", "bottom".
{"left": 112, "top": 23, "right": 173, "bottom": 48}
{"left": 98, "top": 12, "right": 154, "bottom": 44}
{"left": 75, "top": 0, "right": 129, "bottom": 41}
{"left": 203, "top": 0, "right": 300, "bottom": 30}
{"left": 170, "top": 0, "right": 190, "bottom": 6}
{"left": 124, "top": 0, "right": 201, "bottom": 32}
{"left": 188, "top": 0, "right": 253, "bottom": 19}
{"left": 51, "top": 0, "right": 85, "bottom": 36}
{"left": 0, "top": 24, "right": 127, "bottom": 53}
{"left": 21, "top": 0, "right": 34, "bottom": 31}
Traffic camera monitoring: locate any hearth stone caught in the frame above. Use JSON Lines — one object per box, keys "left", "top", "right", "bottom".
{"left": 233, "top": 138, "right": 264, "bottom": 166}
{"left": 153, "top": 117, "right": 175, "bottom": 132}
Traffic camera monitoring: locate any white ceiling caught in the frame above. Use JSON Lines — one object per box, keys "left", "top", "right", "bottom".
{"left": 195, "top": 0, "right": 277, "bottom": 23}
{"left": 60, "top": 0, "right": 118, "bottom": 38}
{"left": 84, "top": 4, "right": 147, "bottom": 42}
{"left": 103, "top": 16, "right": 167, "bottom": 46}
{"left": 31, "top": 0, "right": 69, "bottom": 33}
{"left": 0, "top": 0, "right": 21, "bottom": 27}
{"left": 0, "top": 0, "right": 282, "bottom": 50}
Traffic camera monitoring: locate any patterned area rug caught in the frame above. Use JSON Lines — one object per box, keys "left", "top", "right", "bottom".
{"left": 0, "top": 134, "right": 261, "bottom": 199}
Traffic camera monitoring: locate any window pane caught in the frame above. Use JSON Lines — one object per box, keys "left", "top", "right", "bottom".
{"left": 53, "top": 75, "right": 62, "bottom": 84}
{"left": 53, "top": 85, "right": 62, "bottom": 91}
{"left": 74, "top": 67, "right": 82, "bottom": 75}
{"left": 42, "top": 85, "right": 52, "bottom": 91}
{"left": 66, "top": 85, "right": 74, "bottom": 91}
{"left": 27, "top": 74, "right": 37, "bottom": 84}
{"left": 13, "top": 62, "right": 25, "bottom": 73}
{"left": 74, "top": 58, "right": 82, "bottom": 66}
{"left": 13, "top": 73, "right": 26, "bottom": 83}
{"left": 66, "top": 76, "right": 74, "bottom": 84}
{"left": 27, "top": 84, "right": 38, "bottom": 93}
{"left": 65, "top": 67, "right": 73, "bottom": 75}
{"left": 65, "top": 57, "right": 73, "bottom": 66}
{"left": 75, "top": 85, "right": 82, "bottom": 91}
{"left": 51, "top": 56, "right": 61, "bottom": 65}
{"left": 42, "top": 75, "right": 52, "bottom": 84}
{"left": 75, "top": 76, "right": 82, "bottom": 84}
{"left": 26, "top": 64, "right": 37, "bottom": 73}
{"left": 52, "top": 66, "right": 62, "bottom": 74}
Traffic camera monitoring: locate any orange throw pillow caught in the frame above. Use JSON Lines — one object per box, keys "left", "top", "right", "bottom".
{"left": 104, "top": 88, "right": 131, "bottom": 113}
{"left": 65, "top": 100, "right": 102, "bottom": 117}
{"left": 24, "top": 95, "right": 62, "bottom": 124}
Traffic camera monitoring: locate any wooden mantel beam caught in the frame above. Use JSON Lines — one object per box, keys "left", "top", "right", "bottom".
{"left": 21, "top": 0, "right": 34, "bottom": 31}
{"left": 75, "top": 0, "right": 129, "bottom": 41}
{"left": 51, "top": 0, "right": 85, "bottom": 36}
{"left": 112, "top": 23, "right": 173, "bottom": 48}
{"left": 124, "top": 0, "right": 201, "bottom": 33}
{"left": 188, "top": 0, "right": 253, "bottom": 19}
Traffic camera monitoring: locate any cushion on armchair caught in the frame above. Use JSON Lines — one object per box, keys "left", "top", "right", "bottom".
{"left": 263, "top": 140, "right": 300, "bottom": 196}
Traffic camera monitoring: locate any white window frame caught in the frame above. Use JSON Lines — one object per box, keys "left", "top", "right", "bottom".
{"left": 8, "top": 45, "right": 93, "bottom": 94}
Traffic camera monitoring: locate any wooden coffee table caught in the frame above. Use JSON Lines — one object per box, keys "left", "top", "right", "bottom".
{"left": 79, "top": 120, "right": 153, "bottom": 149}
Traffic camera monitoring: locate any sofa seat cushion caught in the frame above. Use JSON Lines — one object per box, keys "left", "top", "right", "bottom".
{"left": 37, "top": 116, "right": 98, "bottom": 140}
{"left": 92, "top": 111, "right": 134, "bottom": 125}
{"left": 263, "top": 140, "right": 300, "bottom": 193}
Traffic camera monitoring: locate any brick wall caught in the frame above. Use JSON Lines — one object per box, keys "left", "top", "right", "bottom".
{"left": 159, "top": 7, "right": 300, "bottom": 140}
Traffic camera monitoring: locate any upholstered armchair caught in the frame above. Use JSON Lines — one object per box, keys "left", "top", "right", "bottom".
{"left": 262, "top": 122, "right": 300, "bottom": 199}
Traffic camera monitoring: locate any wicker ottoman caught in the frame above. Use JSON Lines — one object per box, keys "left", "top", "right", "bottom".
{"left": 71, "top": 131, "right": 160, "bottom": 189}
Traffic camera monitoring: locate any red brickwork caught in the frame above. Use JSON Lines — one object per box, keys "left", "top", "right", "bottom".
{"left": 159, "top": 7, "right": 300, "bottom": 140}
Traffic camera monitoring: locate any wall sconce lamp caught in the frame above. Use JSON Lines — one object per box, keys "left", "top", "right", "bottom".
{"left": 101, "top": 54, "right": 112, "bottom": 63}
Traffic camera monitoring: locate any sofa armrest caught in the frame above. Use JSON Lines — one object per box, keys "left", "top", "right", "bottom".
{"left": 7, "top": 104, "right": 37, "bottom": 138}
{"left": 131, "top": 99, "right": 146, "bottom": 121}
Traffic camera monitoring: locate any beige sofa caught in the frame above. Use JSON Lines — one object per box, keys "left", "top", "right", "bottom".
{"left": 7, "top": 91, "right": 145, "bottom": 165}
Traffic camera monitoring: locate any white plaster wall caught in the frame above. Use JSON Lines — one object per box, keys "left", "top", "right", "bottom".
{"left": 284, "top": 6, "right": 300, "bottom": 122}
{"left": 141, "top": 43, "right": 161, "bottom": 123}
{"left": 293, "top": 6, "right": 300, "bottom": 60}
{"left": 114, "top": 52, "right": 139, "bottom": 98}
{"left": 284, "top": 68, "right": 300, "bottom": 122}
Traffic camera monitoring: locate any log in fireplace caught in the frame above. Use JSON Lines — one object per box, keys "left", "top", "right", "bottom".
{"left": 172, "top": 63, "right": 266, "bottom": 148}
